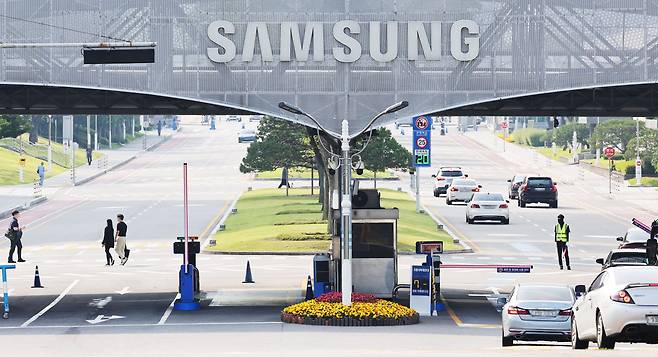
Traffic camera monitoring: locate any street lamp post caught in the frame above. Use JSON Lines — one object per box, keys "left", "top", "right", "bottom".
{"left": 636, "top": 117, "right": 642, "bottom": 184}
{"left": 278, "top": 100, "right": 408, "bottom": 306}
{"left": 47, "top": 115, "right": 52, "bottom": 171}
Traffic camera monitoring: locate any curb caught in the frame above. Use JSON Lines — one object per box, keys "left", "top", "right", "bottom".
{"left": 0, "top": 195, "right": 48, "bottom": 219}
{"left": 254, "top": 177, "right": 400, "bottom": 182}
{"left": 75, "top": 134, "right": 171, "bottom": 186}
{"left": 403, "top": 190, "right": 474, "bottom": 254}
{"left": 201, "top": 192, "right": 243, "bottom": 252}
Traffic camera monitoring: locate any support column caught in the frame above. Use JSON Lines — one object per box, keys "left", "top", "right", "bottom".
{"left": 340, "top": 120, "right": 353, "bottom": 306}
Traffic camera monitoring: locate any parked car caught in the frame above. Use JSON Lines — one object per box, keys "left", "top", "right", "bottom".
{"left": 596, "top": 249, "right": 649, "bottom": 270}
{"left": 238, "top": 128, "right": 257, "bottom": 143}
{"left": 465, "top": 192, "right": 509, "bottom": 224}
{"left": 507, "top": 174, "right": 531, "bottom": 199}
{"left": 226, "top": 115, "right": 242, "bottom": 122}
{"left": 617, "top": 227, "right": 649, "bottom": 249}
{"left": 571, "top": 266, "right": 658, "bottom": 349}
{"left": 432, "top": 167, "right": 467, "bottom": 197}
{"left": 446, "top": 179, "right": 480, "bottom": 205}
{"left": 518, "top": 176, "right": 558, "bottom": 208}
{"left": 501, "top": 284, "right": 576, "bottom": 346}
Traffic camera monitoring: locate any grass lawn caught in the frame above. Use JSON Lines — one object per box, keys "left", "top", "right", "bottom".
{"left": 627, "top": 177, "right": 658, "bottom": 186}
{"left": 536, "top": 147, "right": 577, "bottom": 161}
{"left": 255, "top": 167, "right": 395, "bottom": 179}
{"left": 208, "top": 188, "right": 458, "bottom": 253}
{"left": 583, "top": 158, "right": 633, "bottom": 174}
{"left": 0, "top": 147, "right": 67, "bottom": 185}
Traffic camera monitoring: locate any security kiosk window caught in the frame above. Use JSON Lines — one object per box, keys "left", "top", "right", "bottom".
{"left": 352, "top": 223, "right": 395, "bottom": 258}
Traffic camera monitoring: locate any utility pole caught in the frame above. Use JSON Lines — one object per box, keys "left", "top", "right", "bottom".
{"left": 636, "top": 117, "right": 642, "bottom": 184}
{"left": 47, "top": 115, "right": 52, "bottom": 171}
{"left": 94, "top": 115, "right": 98, "bottom": 151}
{"left": 108, "top": 116, "right": 112, "bottom": 149}
{"left": 86, "top": 115, "right": 91, "bottom": 151}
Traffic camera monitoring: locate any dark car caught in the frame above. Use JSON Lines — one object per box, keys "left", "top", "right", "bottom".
{"left": 507, "top": 174, "right": 528, "bottom": 199}
{"left": 518, "top": 176, "right": 558, "bottom": 208}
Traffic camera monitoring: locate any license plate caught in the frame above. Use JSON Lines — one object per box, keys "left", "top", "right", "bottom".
{"left": 531, "top": 310, "right": 557, "bottom": 317}
{"left": 534, "top": 188, "right": 546, "bottom": 191}
{"left": 482, "top": 205, "right": 496, "bottom": 209}
{"left": 647, "top": 315, "right": 658, "bottom": 325}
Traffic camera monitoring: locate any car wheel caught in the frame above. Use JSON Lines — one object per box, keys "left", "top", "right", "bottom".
{"left": 433, "top": 189, "right": 440, "bottom": 197}
{"left": 446, "top": 198, "right": 452, "bottom": 205}
{"left": 501, "top": 218, "right": 509, "bottom": 225}
{"left": 550, "top": 200, "right": 558, "bottom": 208}
{"left": 502, "top": 330, "right": 513, "bottom": 347}
{"left": 519, "top": 200, "right": 526, "bottom": 208}
{"left": 571, "top": 317, "right": 589, "bottom": 349}
{"left": 596, "top": 312, "right": 616, "bottom": 349}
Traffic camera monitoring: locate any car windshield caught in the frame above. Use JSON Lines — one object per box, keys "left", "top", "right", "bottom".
{"left": 441, "top": 170, "right": 463, "bottom": 177}
{"left": 625, "top": 228, "right": 649, "bottom": 242}
{"left": 513, "top": 176, "right": 526, "bottom": 183}
{"left": 516, "top": 286, "right": 573, "bottom": 302}
{"left": 527, "top": 178, "right": 552, "bottom": 187}
{"left": 610, "top": 252, "right": 648, "bottom": 264}
{"left": 613, "top": 268, "right": 658, "bottom": 283}
{"left": 453, "top": 179, "right": 476, "bottom": 186}
{"left": 473, "top": 193, "right": 504, "bottom": 201}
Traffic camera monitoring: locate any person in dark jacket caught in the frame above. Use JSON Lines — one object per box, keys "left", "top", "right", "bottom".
{"left": 102, "top": 219, "right": 115, "bottom": 266}
{"left": 648, "top": 219, "right": 658, "bottom": 266}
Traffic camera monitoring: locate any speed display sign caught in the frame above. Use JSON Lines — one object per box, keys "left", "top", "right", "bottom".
{"left": 413, "top": 116, "right": 431, "bottom": 167}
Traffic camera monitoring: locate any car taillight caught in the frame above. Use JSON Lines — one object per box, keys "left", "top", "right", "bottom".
{"left": 611, "top": 290, "right": 635, "bottom": 304}
{"left": 470, "top": 204, "right": 480, "bottom": 208}
{"left": 450, "top": 187, "right": 458, "bottom": 192}
{"left": 522, "top": 185, "right": 529, "bottom": 192}
{"left": 550, "top": 185, "right": 558, "bottom": 193}
{"left": 471, "top": 188, "right": 480, "bottom": 192}
{"left": 437, "top": 177, "right": 445, "bottom": 181}
{"left": 507, "top": 306, "right": 530, "bottom": 315}
{"left": 499, "top": 204, "right": 508, "bottom": 208}
{"left": 558, "top": 309, "right": 572, "bottom": 316}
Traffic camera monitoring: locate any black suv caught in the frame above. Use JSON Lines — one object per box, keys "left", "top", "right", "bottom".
{"left": 518, "top": 176, "right": 558, "bottom": 208}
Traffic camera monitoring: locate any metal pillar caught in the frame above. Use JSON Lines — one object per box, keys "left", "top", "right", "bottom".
{"left": 108, "top": 116, "right": 112, "bottom": 149}
{"left": 340, "top": 119, "right": 353, "bottom": 306}
{"left": 86, "top": 115, "right": 91, "bottom": 149}
{"left": 94, "top": 115, "right": 98, "bottom": 151}
{"left": 47, "top": 115, "right": 52, "bottom": 171}
{"left": 415, "top": 167, "right": 421, "bottom": 213}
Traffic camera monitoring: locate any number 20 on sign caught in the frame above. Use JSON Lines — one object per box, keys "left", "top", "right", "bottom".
{"left": 413, "top": 116, "right": 431, "bottom": 168}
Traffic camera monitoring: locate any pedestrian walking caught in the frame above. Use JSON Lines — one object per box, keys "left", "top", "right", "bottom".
{"left": 102, "top": 219, "right": 115, "bottom": 266}
{"left": 86, "top": 146, "right": 93, "bottom": 166}
{"left": 157, "top": 120, "right": 162, "bottom": 137}
{"left": 7, "top": 210, "right": 25, "bottom": 263}
{"left": 554, "top": 214, "right": 571, "bottom": 270}
{"left": 114, "top": 214, "right": 130, "bottom": 265}
{"left": 278, "top": 166, "right": 290, "bottom": 189}
{"left": 36, "top": 162, "right": 46, "bottom": 186}
{"left": 647, "top": 219, "right": 658, "bottom": 266}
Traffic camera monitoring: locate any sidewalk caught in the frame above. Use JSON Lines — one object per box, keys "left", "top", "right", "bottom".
{"left": 462, "top": 127, "right": 658, "bottom": 219}
{"left": 0, "top": 129, "right": 175, "bottom": 218}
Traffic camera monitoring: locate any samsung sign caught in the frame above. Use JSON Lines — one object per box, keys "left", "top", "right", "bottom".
{"left": 207, "top": 20, "right": 480, "bottom": 63}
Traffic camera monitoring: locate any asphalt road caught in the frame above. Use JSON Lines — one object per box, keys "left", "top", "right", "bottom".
{"left": 0, "top": 119, "right": 656, "bottom": 356}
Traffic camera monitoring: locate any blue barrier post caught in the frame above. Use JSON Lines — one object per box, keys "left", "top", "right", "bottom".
{"left": 1, "top": 264, "right": 16, "bottom": 319}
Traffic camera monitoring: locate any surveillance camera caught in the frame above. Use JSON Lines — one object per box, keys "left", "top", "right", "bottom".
{"left": 327, "top": 156, "right": 340, "bottom": 175}
{"left": 352, "top": 159, "right": 365, "bottom": 175}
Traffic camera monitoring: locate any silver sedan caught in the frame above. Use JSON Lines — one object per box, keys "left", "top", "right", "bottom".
{"left": 501, "top": 284, "right": 576, "bottom": 347}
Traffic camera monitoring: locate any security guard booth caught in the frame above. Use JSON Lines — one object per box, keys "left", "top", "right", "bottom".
{"left": 330, "top": 189, "right": 400, "bottom": 298}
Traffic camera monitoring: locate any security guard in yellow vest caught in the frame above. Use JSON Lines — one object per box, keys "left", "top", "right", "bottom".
{"left": 555, "top": 214, "right": 571, "bottom": 270}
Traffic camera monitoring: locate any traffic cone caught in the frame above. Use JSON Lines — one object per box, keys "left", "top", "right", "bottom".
{"left": 31, "top": 266, "right": 44, "bottom": 288}
{"left": 305, "top": 275, "right": 314, "bottom": 301}
{"left": 242, "top": 261, "right": 254, "bottom": 283}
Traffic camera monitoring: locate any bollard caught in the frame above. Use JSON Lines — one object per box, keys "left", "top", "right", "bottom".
{"left": 305, "top": 275, "right": 314, "bottom": 301}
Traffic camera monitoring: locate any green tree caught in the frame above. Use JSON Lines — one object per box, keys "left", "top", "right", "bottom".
{"left": 552, "top": 123, "right": 590, "bottom": 149}
{"left": 592, "top": 119, "right": 638, "bottom": 153}
{"left": 0, "top": 115, "right": 33, "bottom": 139}
{"left": 240, "top": 117, "right": 315, "bottom": 195}
{"left": 358, "top": 128, "right": 411, "bottom": 188}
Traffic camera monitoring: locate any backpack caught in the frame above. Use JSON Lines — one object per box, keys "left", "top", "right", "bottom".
{"left": 4, "top": 228, "right": 14, "bottom": 240}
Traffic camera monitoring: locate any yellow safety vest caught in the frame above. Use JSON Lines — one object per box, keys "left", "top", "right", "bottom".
{"left": 555, "top": 224, "right": 569, "bottom": 242}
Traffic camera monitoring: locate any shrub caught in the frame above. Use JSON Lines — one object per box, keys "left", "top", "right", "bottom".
{"left": 512, "top": 128, "right": 546, "bottom": 147}
{"left": 277, "top": 232, "right": 331, "bottom": 241}
{"left": 282, "top": 298, "right": 417, "bottom": 319}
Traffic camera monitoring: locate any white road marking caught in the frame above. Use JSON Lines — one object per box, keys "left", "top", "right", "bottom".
{"left": 527, "top": 257, "right": 543, "bottom": 260}
{"left": 487, "top": 233, "right": 527, "bottom": 237}
{"left": 585, "top": 235, "right": 618, "bottom": 239}
{"left": 75, "top": 250, "right": 85, "bottom": 256}
{"left": 115, "top": 286, "right": 131, "bottom": 295}
{"left": 540, "top": 228, "right": 547, "bottom": 232}
{"left": 21, "top": 280, "right": 79, "bottom": 328}
{"left": 157, "top": 293, "right": 180, "bottom": 325}
{"left": 86, "top": 314, "right": 125, "bottom": 325}
{"left": 501, "top": 257, "right": 516, "bottom": 260}
{"left": 532, "top": 223, "right": 539, "bottom": 227}
{"left": 4, "top": 321, "right": 282, "bottom": 330}
{"left": 476, "top": 256, "right": 491, "bottom": 260}
{"left": 89, "top": 296, "right": 113, "bottom": 308}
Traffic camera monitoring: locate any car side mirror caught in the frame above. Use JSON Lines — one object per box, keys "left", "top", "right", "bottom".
{"left": 553, "top": 182, "right": 558, "bottom": 185}
{"left": 596, "top": 258, "right": 604, "bottom": 265}
{"left": 431, "top": 175, "right": 436, "bottom": 178}
{"left": 616, "top": 236, "right": 623, "bottom": 242}
{"left": 478, "top": 185, "right": 482, "bottom": 188}
{"left": 507, "top": 179, "right": 511, "bottom": 183}
{"left": 464, "top": 174, "right": 469, "bottom": 178}
{"left": 506, "top": 200, "right": 510, "bottom": 203}
{"left": 575, "top": 285, "right": 586, "bottom": 297}
{"left": 496, "top": 297, "right": 507, "bottom": 306}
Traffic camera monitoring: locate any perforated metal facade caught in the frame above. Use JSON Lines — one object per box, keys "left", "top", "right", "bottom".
{"left": 2, "top": 0, "right": 658, "bottom": 135}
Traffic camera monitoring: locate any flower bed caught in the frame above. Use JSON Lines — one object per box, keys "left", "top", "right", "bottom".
{"left": 281, "top": 292, "right": 419, "bottom": 326}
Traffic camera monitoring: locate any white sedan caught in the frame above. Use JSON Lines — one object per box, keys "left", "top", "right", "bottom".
{"left": 465, "top": 192, "right": 510, "bottom": 224}
{"left": 571, "top": 266, "right": 658, "bottom": 350}
{"left": 446, "top": 179, "right": 481, "bottom": 205}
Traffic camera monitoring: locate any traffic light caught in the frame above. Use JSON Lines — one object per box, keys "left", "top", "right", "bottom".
{"left": 553, "top": 118, "right": 560, "bottom": 128}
